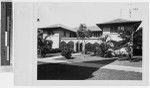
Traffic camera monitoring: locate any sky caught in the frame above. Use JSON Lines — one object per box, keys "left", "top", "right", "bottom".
{"left": 0, "top": 2, "right": 147, "bottom": 28}
{"left": 36, "top": 2, "right": 146, "bottom": 28}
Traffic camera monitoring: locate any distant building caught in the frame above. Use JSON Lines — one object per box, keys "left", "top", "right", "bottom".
{"left": 38, "top": 18, "right": 141, "bottom": 52}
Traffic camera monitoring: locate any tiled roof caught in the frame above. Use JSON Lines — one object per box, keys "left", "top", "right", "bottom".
{"left": 39, "top": 24, "right": 76, "bottom": 32}
{"left": 73, "top": 26, "right": 102, "bottom": 31}
{"left": 39, "top": 24, "right": 102, "bottom": 32}
{"left": 97, "top": 18, "right": 141, "bottom": 25}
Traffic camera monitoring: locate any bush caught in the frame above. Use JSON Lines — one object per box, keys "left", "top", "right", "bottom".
{"left": 114, "top": 48, "right": 129, "bottom": 58}
{"left": 99, "top": 43, "right": 110, "bottom": 57}
{"left": 67, "top": 41, "right": 74, "bottom": 51}
{"left": 85, "top": 42, "right": 93, "bottom": 53}
{"left": 60, "top": 41, "right": 67, "bottom": 50}
{"left": 93, "top": 43, "right": 100, "bottom": 55}
{"left": 46, "top": 40, "right": 53, "bottom": 51}
{"left": 105, "top": 49, "right": 113, "bottom": 58}
{"left": 38, "top": 40, "right": 53, "bottom": 57}
{"left": 92, "top": 42, "right": 113, "bottom": 57}
{"left": 61, "top": 46, "right": 72, "bottom": 59}
{"left": 95, "top": 47, "right": 103, "bottom": 56}
{"left": 60, "top": 41, "right": 73, "bottom": 59}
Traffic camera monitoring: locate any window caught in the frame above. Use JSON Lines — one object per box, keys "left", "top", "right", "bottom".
{"left": 103, "top": 27, "right": 110, "bottom": 34}
{"left": 70, "top": 33, "right": 72, "bottom": 37}
{"left": 121, "top": 26, "right": 124, "bottom": 31}
{"left": 118, "top": 26, "right": 124, "bottom": 31}
{"left": 64, "top": 31, "right": 66, "bottom": 37}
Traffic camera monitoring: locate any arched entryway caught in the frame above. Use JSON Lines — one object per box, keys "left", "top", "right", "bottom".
{"left": 76, "top": 42, "right": 79, "bottom": 52}
{"left": 80, "top": 43, "right": 83, "bottom": 52}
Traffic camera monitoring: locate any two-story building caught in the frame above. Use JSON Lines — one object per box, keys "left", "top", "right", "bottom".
{"left": 38, "top": 24, "right": 102, "bottom": 52}
{"left": 38, "top": 18, "right": 142, "bottom": 53}
{"left": 96, "top": 18, "right": 142, "bottom": 42}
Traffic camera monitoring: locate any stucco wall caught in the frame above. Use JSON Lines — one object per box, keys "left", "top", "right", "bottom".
{"left": 59, "top": 29, "right": 72, "bottom": 37}
{"left": 46, "top": 33, "right": 60, "bottom": 49}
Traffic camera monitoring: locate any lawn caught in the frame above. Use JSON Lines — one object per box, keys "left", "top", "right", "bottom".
{"left": 37, "top": 54, "right": 142, "bottom": 80}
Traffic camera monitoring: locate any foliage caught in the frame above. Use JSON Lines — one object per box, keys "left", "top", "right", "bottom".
{"left": 92, "top": 35, "right": 115, "bottom": 57}
{"left": 99, "top": 43, "right": 110, "bottom": 57}
{"left": 60, "top": 41, "right": 67, "bottom": 50}
{"left": 133, "top": 27, "right": 142, "bottom": 55}
{"left": 67, "top": 41, "right": 74, "bottom": 51}
{"left": 61, "top": 46, "right": 72, "bottom": 59}
{"left": 37, "top": 29, "right": 53, "bottom": 57}
{"left": 117, "top": 24, "right": 142, "bottom": 58}
{"left": 105, "top": 50, "right": 113, "bottom": 58}
{"left": 113, "top": 48, "right": 129, "bottom": 57}
{"left": 77, "top": 24, "right": 92, "bottom": 39}
{"left": 118, "top": 26, "right": 133, "bottom": 41}
{"left": 76, "top": 24, "right": 92, "bottom": 55}
{"left": 93, "top": 43, "right": 100, "bottom": 55}
{"left": 60, "top": 41, "right": 73, "bottom": 59}
{"left": 85, "top": 42, "right": 93, "bottom": 53}
{"left": 99, "top": 35, "right": 109, "bottom": 42}
{"left": 39, "top": 40, "right": 53, "bottom": 57}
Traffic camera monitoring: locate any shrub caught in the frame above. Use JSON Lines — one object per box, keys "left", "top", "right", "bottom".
{"left": 46, "top": 40, "right": 53, "bottom": 51}
{"left": 99, "top": 43, "right": 110, "bottom": 57}
{"left": 60, "top": 41, "right": 73, "bottom": 59}
{"left": 105, "top": 49, "right": 113, "bottom": 58}
{"left": 61, "top": 46, "right": 72, "bottom": 59}
{"left": 93, "top": 43, "right": 100, "bottom": 55}
{"left": 113, "top": 48, "right": 129, "bottom": 57}
{"left": 85, "top": 42, "right": 93, "bottom": 53}
{"left": 92, "top": 42, "right": 114, "bottom": 57}
{"left": 95, "top": 47, "right": 103, "bottom": 56}
{"left": 38, "top": 40, "right": 53, "bottom": 57}
{"left": 60, "top": 41, "right": 67, "bottom": 50}
{"left": 67, "top": 41, "right": 74, "bottom": 51}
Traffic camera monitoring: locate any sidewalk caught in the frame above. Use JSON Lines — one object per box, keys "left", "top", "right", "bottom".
{"left": 101, "top": 64, "right": 142, "bottom": 73}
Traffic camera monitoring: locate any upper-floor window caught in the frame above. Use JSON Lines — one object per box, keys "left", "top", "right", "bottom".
{"left": 64, "top": 31, "right": 66, "bottom": 37}
{"left": 103, "top": 27, "right": 110, "bottom": 34}
{"left": 70, "top": 33, "right": 72, "bottom": 37}
{"left": 118, "top": 26, "right": 124, "bottom": 31}
{"left": 110, "top": 26, "right": 118, "bottom": 33}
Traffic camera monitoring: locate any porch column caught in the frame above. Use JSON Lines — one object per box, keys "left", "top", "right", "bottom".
{"left": 82, "top": 41, "right": 85, "bottom": 52}
{"left": 78, "top": 42, "right": 80, "bottom": 52}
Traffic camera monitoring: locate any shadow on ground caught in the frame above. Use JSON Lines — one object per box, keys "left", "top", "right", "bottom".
{"left": 37, "top": 59, "right": 116, "bottom": 80}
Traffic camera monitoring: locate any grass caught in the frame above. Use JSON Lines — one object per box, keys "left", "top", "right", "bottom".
{"left": 37, "top": 54, "right": 142, "bottom": 80}
{"left": 37, "top": 59, "right": 116, "bottom": 80}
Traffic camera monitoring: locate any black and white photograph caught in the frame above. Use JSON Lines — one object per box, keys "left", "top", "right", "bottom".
{"left": 37, "top": 2, "right": 145, "bottom": 80}
{"left": 0, "top": 1, "right": 13, "bottom": 71}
